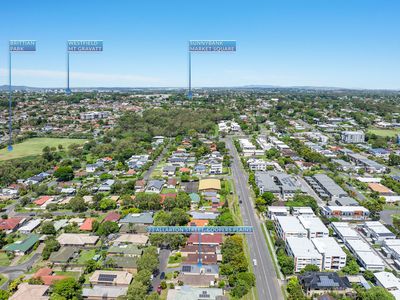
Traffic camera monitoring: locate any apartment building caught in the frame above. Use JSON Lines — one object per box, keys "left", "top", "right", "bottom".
{"left": 274, "top": 216, "right": 307, "bottom": 241}
{"left": 311, "top": 237, "right": 347, "bottom": 270}
{"left": 286, "top": 237, "right": 323, "bottom": 272}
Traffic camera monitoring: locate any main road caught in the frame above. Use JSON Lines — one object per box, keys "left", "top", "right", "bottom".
{"left": 226, "top": 137, "right": 283, "bottom": 300}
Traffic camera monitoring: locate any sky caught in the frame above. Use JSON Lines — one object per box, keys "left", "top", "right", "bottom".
{"left": 0, "top": 0, "right": 399, "bottom": 89}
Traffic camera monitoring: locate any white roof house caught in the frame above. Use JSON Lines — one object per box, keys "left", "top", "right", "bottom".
{"left": 18, "top": 219, "right": 42, "bottom": 234}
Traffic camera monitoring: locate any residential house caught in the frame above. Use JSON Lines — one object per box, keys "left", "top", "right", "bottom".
{"left": 3, "top": 234, "right": 40, "bottom": 256}
{"left": 298, "top": 272, "right": 352, "bottom": 296}
{"left": 82, "top": 286, "right": 128, "bottom": 300}
{"left": 166, "top": 286, "right": 224, "bottom": 300}
{"left": 119, "top": 213, "right": 154, "bottom": 225}
{"left": 18, "top": 219, "right": 42, "bottom": 234}
{"left": 9, "top": 283, "right": 49, "bottom": 300}
{"left": 145, "top": 180, "right": 164, "bottom": 193}
{"left": 89, "top": 270, "right": 133, "bottom": 287}
{"left": 57, "top": 233, "right": 99, "bottom": 247}
{"left": 49, "top": 247, "right": 78, "bottom": 265}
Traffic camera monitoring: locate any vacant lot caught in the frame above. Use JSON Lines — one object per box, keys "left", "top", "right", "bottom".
{"left": 0, "top": 138, "right": 86, "bottom": 161}
{"left": 368, "top": 128, "right": 400, "bottom": 137}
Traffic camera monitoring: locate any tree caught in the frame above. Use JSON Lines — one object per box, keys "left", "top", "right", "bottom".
{"left": 28, "top": 277, "right": 44, "bottom": 285}
{"left": 51, "top": 278, "right": 82, "bottom": 299}
{"left": 41, "top": 221, "right": 56, "bottom": 235}
{"left": 363, "top": 270, "right": 375, "bottom": 282}
{"left": 84, "top": 260, "right": 98, "bottom": 274}
{"left": 99, "top": 198, "right": 117, "bottom": 211}
{"left": 231, "top": 279, "right": 251, "bottom": 298}
{"left": 97, "top": 221, "right": 119, "bottom": 236}
{"left": 145, "top": 292, "right": 160, "bottom": 300}
{"left": 134, "top": 269, "right": 152, "bottom": 288}
{"left": 126, "top": 280, "right": 147, "bottom": 300}
{"left": 54, "top": 166, "right": 74, "bottom": 181}
{"left": 261, "top": 192, "right": 275, "bottom": 205}
{"left": 170, "top": 208, "right": 191, "bottom": 226}
{"left": 342, "top": 259, "right": 360, "bottom": 275}
{"left": 0, "top": 290, "right": 10, "bottom": 300}
{"left": 42, "top": 238, "right": 60, "bottom": 260}
{"left": 214, "top": 209, "right": 236, "bottom": 226}
{"left": 137, "top": 246, "right": 159, "bottom": 273}
{"left": 286, "top": 277, "right": 306, "bottom": 300}
{"left": 69, "top": 196, "right": 87, "bottom": 212}
{"left": 360, "top": 286, "right": 395, "bottom": 300}
{"left": 300, "top": 264, "right": 320, "bottom": 273}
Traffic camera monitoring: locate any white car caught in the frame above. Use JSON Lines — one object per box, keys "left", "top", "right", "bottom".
{"left": 253, "top": 259, "right": 257, "bottom": 266}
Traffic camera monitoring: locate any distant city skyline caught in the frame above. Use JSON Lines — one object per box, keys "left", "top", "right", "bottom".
{"left": 0, "top": 0, "right": 399, "bottom": 89}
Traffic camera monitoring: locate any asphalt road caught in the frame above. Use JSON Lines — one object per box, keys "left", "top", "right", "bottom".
{"left": 226, "top": 138, "right": 283, "bottom": 300}
{"left": 143, "top": 145, "right": 168, "bottom": 181}
{"left": 0, "top": 253, "right": 41, "bottom": 289}
{"left": 152, "top": 249, "right": 170, "bottom": 291}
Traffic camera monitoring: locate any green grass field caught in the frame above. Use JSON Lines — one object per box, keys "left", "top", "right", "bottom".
{"left": 0, "top": 138, "right": 86, "bottom": 161}
{"left": 368, "top": 127, "right": 400, "bottom": 137}
{"left": 0, "top": 253, "right": 10, "bottom": 266}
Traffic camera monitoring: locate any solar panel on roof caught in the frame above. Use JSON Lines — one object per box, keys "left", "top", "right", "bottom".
{"left": 98, "top": 274, "right": 117, "bottom": 282}
{"left": 199, "top": 291, "right": 211, "bottom": 298}
{"left": 318, "top": 276, "right": 339, "bottom": 287}
{"left": 182, "top": 265, "right": 192, "bottom": 272}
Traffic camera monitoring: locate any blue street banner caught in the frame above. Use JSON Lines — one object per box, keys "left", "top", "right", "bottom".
{"left": 9, "top": 40, "right": 36, "bottom": 52}
{"left": 68, "top": 40, "right": 103, "bottom": 52}
{"left": 147, "top": 226, "right": 253, "bottom": 234}
{"left": 189, "top": 40, "right": 236, "bottom": 52}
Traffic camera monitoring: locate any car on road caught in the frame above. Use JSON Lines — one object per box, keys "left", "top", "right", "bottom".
{"left": 160, "top": 272, "right": 165, "bottom": 279}
{"left": 253, "top": 259, "right": 257, "bottom": 266}
{"left": 157, "top": 285, "right": 162, "bottom": 295}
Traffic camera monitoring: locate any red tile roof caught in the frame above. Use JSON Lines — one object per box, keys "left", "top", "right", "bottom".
{"left": 103, "top": 211, "right": 121, "bottom": 222}
{"left": 34, "top": 267, "right": 52, "bottom": 277}
{"left": 34, "top": 196, "right": 52, "bottom": 206}
{"left": 188, "top": 219, "right": 209, "bottom": 227}
{"left": 34, "top": 267, "right": 68, "bottom": 285}
{"left": 187, "top": 234, "right": 223, "bottom": 245}
{"left": 0, "top": 218, "right": 22, "bottom": 230}
{"left": 79, "top": 218, "right": 95, "bottom": 231}
{"left": 185, "top": 253, "right": 217, "bottom": 265}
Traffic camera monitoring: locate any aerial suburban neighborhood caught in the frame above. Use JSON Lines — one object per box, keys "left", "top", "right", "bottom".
{"left": 2, "top": 1, "right": 400, "bottom": 299}
{"left": 2, "top": 89, "right": 400, "bottom": 300}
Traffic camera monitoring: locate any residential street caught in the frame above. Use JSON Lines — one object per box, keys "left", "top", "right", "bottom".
{"left": 226, "top": 137, "right": 284, "bottom": 300}
{"left": 151, "top": 249, "right": 170, "bottom": 291}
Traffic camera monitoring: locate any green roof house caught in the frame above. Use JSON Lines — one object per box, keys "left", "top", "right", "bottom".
{"left": 3, "top": 234, "right": 40, "bottom": 255}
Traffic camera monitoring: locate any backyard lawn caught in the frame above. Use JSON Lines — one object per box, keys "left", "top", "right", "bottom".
{"left": 76, "top": 249, "right": 97, "bottom": 264}
{"left": 0, "top": 138, "right": 87, "bottom": 161}
{"left": 368, "top": 127, "right": 400, "bottom": 138}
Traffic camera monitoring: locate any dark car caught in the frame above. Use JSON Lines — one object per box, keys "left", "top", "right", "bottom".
{"left": 160, "top": 272, "right": 165, "bottom": 279}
